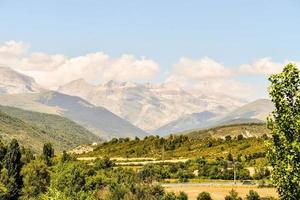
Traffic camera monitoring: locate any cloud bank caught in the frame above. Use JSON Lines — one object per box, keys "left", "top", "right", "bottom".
{"left": 0, "top": 40, "right": 298, "bottom": 99}
{"left": 0, "top": 41, "right": 160, "bottom": 89}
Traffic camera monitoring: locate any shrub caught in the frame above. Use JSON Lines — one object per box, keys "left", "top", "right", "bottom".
{"left": 197, "top": 192, "right": 212, "bottom": 200}
{"left": 225, "top": 189, "right": 242, "bottom": 200}
{"left": 177, "top": 191, "right": 188, "bottom": 200}
{"left": 246, "top": 190, "right": 261, "bottom": 200}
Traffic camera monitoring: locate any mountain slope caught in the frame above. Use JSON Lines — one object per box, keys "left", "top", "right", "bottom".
{"left": 216, "top": 99, "right": 274, "bottom": 124}
{"left": 154, "top": 99, "right": 273, "bottom": 135}
{"left": 0, "top": 66, "right": 41, "bottom": 94}
{"left": 0, "top": 91, "right": 148, "bottom": 139}
{"left": 0, "top": 108, "right": 99, "bottom": 153}
{"left": 154, "top": 111, "right": 217, "bottom": 135}
{"left": 58, "top": 79, "right": 245, "bottom": 131}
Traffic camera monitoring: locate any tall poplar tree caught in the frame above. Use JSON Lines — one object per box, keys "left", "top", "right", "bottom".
{"left": 268, "top": 64, "right": 300, "bottom": 199}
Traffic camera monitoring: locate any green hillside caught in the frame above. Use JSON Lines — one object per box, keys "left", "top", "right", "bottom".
{"left": 0, "top": 106, "right": 100, "bottom": 153}
{"left": 184, "top": 123, "right": 269, "bottom": 139}
{"left": 83, "top": 123, "right": 269, "bottom": 161}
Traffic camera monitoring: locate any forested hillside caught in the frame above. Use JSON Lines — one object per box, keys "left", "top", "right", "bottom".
{"left": 0, "top": 106, "right": 100, "bottom": 152}
{"left": 83, "top": 123, "right": 269, "bottom": 161}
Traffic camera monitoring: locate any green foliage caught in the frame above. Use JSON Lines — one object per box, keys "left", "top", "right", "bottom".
{"left": 21, "top": 159, "right": 50, "bottom": 198}
{"left": 197, "top": 192, "right": 212, "bottom": 200}
{"left": 246, "top": 190, "right": 261, "bottom": 200}
{"left": 1, "top": 139, "right": 23, "bottom": 200}
{"left": 177, "top": 192, "right": 188, "bottom": 200}
{"left": 267, "top": 64, "right": 300, "bottom": 199}
{"left": 43, "top": 143, "right": 54, "bottom": 166}
{"left": 94, "top": 156, "right": 115, "bottom": 170}
{"left": 85, "top": 124, "right": 268, "bottom": 164}
{"left": 0, "top": 106, "right": 99, "bottom": 153}
{"left": 224, "top": 189, "right": 242, "bottom": 200}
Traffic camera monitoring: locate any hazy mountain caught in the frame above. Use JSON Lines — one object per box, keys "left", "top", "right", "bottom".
{"left": 0, "top": 91, "right": 148, "bottom": 139}
{"left": 216, "top": 99, "right": 274, "bottom": 123}
{"left": 154, "top": 111, "right": 217, "bottom": 135}
{"left": 0, "top": 106, "right": 100, "bottom": 153}
{"left": 0, "top": 66, "right": 41, "bottom": 94}
{"left": 155, "top": 99, "right": 273, "bottom": 135}
{"left": 58, "top": 79, "right": 245, "bottom": 131}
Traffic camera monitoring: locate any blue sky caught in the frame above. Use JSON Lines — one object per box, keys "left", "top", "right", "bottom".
{"left": 0, "top": 0, "right": 299, "bottom": 100}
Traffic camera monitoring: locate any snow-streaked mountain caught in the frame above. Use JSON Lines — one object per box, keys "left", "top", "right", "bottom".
{"left": 58, "top": 79, "right": 246, "bottom": 131}
{"left": 155, "top": 99, "right": 274, "bottom": 135}
{"left": 0, "top": 66, "right": 41, "bottom": 94}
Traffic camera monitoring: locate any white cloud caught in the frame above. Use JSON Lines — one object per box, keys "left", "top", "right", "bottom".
{"left": 0, "top": 41, "right": 160, "bottom": 89}
{"left": 173, "top": 57, "right": 232, "bottom": 80}
{"left": 21, "top": 53, "right": 160, "bottom": 89}
{"left": 238, "top": 57, "right": 300, "bottom": 75}
{"left": 0, "top": 41, "right": 29, "bottom": 67}
{"left": 166, "top": 57, "right": 255, "bottom": 99}
{"left": 20, "top": 53, "right": 67, "bottom": 71}
{"left": 239, "top": 57, "right": 283, "bottom": 75}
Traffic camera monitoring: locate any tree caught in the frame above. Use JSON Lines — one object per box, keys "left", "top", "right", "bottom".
{"left": 225, "top": 189, "right": 242, "bottom": 200}
{"left": 94, "top": 156, "right": 115, "bottom": 170}
{"left": 177, "top": 191, "right": 188, "bottom": 200}
{"left": 267, "top": 64, "right": 300, "bottom": 199}
{"left": 227, "top": 153, "right": 233, "bottom": 161}
{"left": 225, "top": 135, "right": 232, "bottom": 141}
{"left": 197, "top": 192, "right": 212, "bottom": 200}
{"left": 42, "top": 143, "right": 54, "bottom": 166}
{"left": 0, "top": 139, "right": 7, "bottom": 169}
{"left": 2, "top": 139, "right": 23, "bottom": 200}
{"left": 21, "top": 159, "right": 50, "bottom": 198}
{"left": 246, "top": 190, "right": 261, "bottom": 200}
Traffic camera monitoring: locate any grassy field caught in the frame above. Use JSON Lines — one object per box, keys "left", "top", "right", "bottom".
{"left": 164, "top": 185, "right": 278, "bottom": 200}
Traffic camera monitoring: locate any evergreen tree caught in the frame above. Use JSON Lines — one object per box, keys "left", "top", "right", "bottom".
{"left": 267, "top": 64, "right": 300, "bottom": 199}
{"left": 42, "top": 143, "right": 54, "bottom": 166}
{"left": 2, "top": 139, "right": 23, "bottom": 200}
{"left": 0, "top": 139, "right": 7, "bottom": 169}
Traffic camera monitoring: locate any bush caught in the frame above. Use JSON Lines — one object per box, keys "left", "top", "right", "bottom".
{"left": 197, "top": 192, "right": 212, "bottom": 200}
{"left": 225, "top": 189, "right": 242, "bottom": 200}
{"left": 246, "top": 190, "right": 261, "bottom": 200}
{"left": 177, "top": 191, "right": 188, "bottom": 200}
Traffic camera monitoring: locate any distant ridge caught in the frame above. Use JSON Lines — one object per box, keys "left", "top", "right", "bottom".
{"left": 154, "top": 99, "right": 273, "bottom": 135}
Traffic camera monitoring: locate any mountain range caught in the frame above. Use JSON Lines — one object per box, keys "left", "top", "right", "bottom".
{"left": 0, "top": 67, "right": 147, "bottom": 140}
{"left": 0, "top": 66, "right": 275, "bottom": 142}
{"left": 58, "top": 79, "right": 246, "bottom": 131}
{"left": 155, "top": 99, "right": 274, "bottom": 135}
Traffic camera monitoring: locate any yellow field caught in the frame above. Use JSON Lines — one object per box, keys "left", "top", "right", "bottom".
{"left": 164, "top": 185, "right": 278, "bottom": 200}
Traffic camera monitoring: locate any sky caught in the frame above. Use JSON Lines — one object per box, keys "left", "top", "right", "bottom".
{"left": 0, "top": 0, "right": 300, "bottom": 100}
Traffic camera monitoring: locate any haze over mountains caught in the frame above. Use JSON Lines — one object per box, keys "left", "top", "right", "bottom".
{"left": 58, "top": 79, "right": 246, "bottom": 131}
{"left": 0, "top": 66, "right": 274, "bottom": 140}
{"left": 0, "top": 66, "right": 147, "bottom": 139}
{"left": 155, "top": 99, "right": 274, "bottom": 135}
